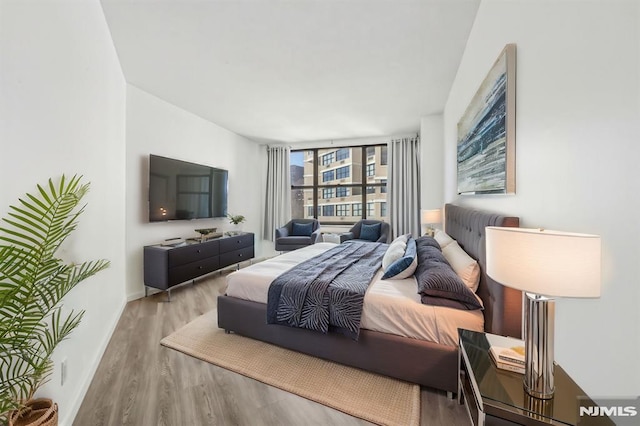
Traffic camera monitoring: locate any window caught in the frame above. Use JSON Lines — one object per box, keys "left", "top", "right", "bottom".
{"left": 366, "top": 193, "right": 388, "bottom": 221}
{"left": 366, "top": 163, "right": 375, "bottom": 177}
{"left": 290, "top": 145, "right": 387, "bottom": 222}
{"left": 322, "top": 205, "right": 334, "bottom": 216}
{"left": 380, "top": 146, "right": 388, "bottom": 165}
{"left": 366, "top": 146, "right": 375, "bottom": 157}
{"left": 336, "top": 148, "right": 349, "bottom": 161}
{"left": 290, "top": 188, "right": 306, "bottom": 219}
{"left": 290, "top": 151, "right": 306, "bottom": 186}
{"left": 336, "top": 187, "right": 348, "bottom": 197}
{"left": 321, "top": 152, "right": 335, "bottom": 165}
{"left": 367, "top": 202, "right": 375, "bottom": 217}
{"left": 336, "top": 166, "right": 350, "bottom": 179}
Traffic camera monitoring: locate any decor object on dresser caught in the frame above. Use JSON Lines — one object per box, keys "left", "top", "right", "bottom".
{"left": 274, "top": 219, "right": 321, "bottom": 251}
{"left": 457, "top": 43, "right": 516, "bottom": 195}
{"left": 421, "top": 208, "right": 442, "bottom": 236}
{"left": 485, "top": 227, "right": 601, "bottom": 399}
{"left": 339, "top": 219, "right": 390, "bottom": 243}
{"left": 194, "top": 228, "right": 221, "bottom": 242}
{"left": 144, "top": 232, "right": 254, "bottom": 301}
{"left": 0, "top": 175, "right": 109, "bottom": 425}
{"left": 218, "top": 204, "right": 522, "bottom": 394}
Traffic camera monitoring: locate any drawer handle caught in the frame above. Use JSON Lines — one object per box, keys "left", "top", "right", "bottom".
{"left": 198, "top": 266, "right": 203, "bottom": 269}
{"left": 197, "top": 250, "right": 201, "bottom": 253}
{"left": 239, "top": 253, "right": 243, "bottom": 257}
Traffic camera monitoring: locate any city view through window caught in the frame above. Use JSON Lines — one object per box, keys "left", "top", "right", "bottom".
{"left": 290, "top": 145, "right": 388, "bottom": 223}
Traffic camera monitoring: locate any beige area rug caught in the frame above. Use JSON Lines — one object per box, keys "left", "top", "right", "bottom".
{"left": 161, "top": 311, "right": 420, "bottom": 426}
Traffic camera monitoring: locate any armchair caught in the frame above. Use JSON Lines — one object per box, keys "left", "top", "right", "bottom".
{"left": 275, "top": 219, "right": 322, "bottom": 251}
{"left": 340, "top": 220, "right": 390, "bottom": 243}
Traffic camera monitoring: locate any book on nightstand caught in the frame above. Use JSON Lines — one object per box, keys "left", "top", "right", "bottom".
{"left": 489, "top": 349, "right": 525, "bottom": 374}
{"left": 486, "top": 334, "right": 526, "bottom": 374}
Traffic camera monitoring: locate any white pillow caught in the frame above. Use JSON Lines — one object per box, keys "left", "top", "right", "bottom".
{"left": 390, "top": 233, "right": 410, "bottom": 246}
{"left": 382, "top": 240, "right": 407, "bottom": 270}
{"left": 442, "top": 241, "right": 481, "bottom": 292}
{"left": 434, "top": 229, "right": 454, "bottom": 249}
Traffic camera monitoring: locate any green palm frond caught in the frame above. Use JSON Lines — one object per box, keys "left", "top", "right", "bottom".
{"left": 0, "top": 175, "right": 109, "bottom": 417}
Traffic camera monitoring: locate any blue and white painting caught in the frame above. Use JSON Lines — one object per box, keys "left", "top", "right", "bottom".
{"left": 457, "top": 44, "right": 516, "bottom": 194}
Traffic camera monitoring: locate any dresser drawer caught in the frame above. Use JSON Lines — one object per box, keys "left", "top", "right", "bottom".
{"left": 144, "top": 233, "right": 254, "bottom": 294}
{"left": 219, "top": 233, "right": 253, "bottom": 252}
{"left": 168, "top": 257, "right": 221, "bottom": 285}
{"left": 168, "top": 240, "right": 219, "bottom": 267}
{"left": 219, "top": 246, "right": 254, "bottom": 268}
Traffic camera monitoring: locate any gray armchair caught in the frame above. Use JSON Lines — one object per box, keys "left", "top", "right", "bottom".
{"left": 275, "top": 219, "right": 322, "bottom": 251}
{"left": 340, "top": 220, "right": 390, "bottom": 243}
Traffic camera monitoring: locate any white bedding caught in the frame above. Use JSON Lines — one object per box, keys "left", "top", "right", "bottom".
{"left": 225, "top": 242, "right": 484, "bottom": 346}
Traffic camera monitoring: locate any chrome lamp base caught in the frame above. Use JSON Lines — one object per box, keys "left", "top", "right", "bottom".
{"left": 524, "top": 292, "right": 556, "bottom": 399}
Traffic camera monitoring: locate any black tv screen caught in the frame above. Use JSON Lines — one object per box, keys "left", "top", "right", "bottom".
{"left": 148, "top": 154, "right": 228, "bottom": 222}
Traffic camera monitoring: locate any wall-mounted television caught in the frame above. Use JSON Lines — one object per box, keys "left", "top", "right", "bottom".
{"left": 148, "top": 154, "right": 228, "bottom": 222}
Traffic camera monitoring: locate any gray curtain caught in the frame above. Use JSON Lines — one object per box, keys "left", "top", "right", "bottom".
{"left": 263, "top": 146, "right": 291, "bottom": 241}
{"left": 388, "top": 136, "right": 421, "bottom": 239}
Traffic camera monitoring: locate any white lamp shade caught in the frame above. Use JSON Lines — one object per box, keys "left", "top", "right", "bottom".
{"left": 485, "top": 227, "right": 601, "bottom": 298}
{"left": 421, "top": 209, "right": 442, "bottom": 225}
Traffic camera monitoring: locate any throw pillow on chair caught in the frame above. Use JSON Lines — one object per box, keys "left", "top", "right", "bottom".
{"left": 292, "top": 221, "right": 313, "bottom": 236}
{"left": 360, "top": 223, "right": 381, "bottom": 241}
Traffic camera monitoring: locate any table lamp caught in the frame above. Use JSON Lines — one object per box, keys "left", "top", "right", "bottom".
{"left": 421, "top": 209, "right": 442, "bottom": 237}
{"left": 485, "top": 227, "right": 601, "bottom": 399}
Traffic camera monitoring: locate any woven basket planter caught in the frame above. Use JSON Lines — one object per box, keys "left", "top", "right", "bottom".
{"left": 9, "top": 398, "right": 58, "bottom": 426}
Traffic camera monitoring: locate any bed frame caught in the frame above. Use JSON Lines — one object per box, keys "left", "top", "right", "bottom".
{"left": 217, "top": 204, "right": 521, "bottom": 393}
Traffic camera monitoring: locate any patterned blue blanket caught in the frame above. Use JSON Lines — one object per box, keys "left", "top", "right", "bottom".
{"left": 267, "top": 240, "right": 387, "bottom": 340}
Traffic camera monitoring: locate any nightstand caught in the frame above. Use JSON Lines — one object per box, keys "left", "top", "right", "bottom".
{"left": 458, "top": 329, "right": 613, "bottom": 426}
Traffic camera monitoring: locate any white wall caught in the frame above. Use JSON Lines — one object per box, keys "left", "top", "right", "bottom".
{"left": 420, "top": 115, "right": 444, "bottom": 212}
{"left": 0, "top": 1, "right": 127, "bottom": 425}
{"left": 125, "top": 86, "right": 263, "bottom": 299}
{"left": 443, "top": 0, "right": 639, "bottom": 397}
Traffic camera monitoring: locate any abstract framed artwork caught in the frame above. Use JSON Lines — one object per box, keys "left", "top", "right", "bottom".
{"left": 457, "top": 44, "right": 516, "bottom": 194}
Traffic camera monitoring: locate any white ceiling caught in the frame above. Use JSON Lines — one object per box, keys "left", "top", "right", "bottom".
{"left": 101, "top": 0, "right": 480, "bottom": 144}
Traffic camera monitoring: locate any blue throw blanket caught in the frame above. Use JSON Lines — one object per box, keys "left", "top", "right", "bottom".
{"left": 267, "top": 240, "right": 387, "bottom": 340}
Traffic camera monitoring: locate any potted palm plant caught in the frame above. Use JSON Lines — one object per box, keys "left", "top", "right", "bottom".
{"left": 0, "top": 175, "right": 109, "bottom": 426}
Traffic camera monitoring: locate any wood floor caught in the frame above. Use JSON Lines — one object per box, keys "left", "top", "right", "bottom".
{"left": 74, "top": 267, "right": 469, "bottom": 426}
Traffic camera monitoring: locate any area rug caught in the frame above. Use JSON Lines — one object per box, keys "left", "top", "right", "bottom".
{"left": 161, "top": 311, "right": 420, "bottom": 426}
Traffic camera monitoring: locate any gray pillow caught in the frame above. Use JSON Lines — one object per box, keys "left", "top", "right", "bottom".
{"left": 414, "top": 238, "right": 483, "bottom": 310}
{"left": 421, "top": 294, "right": 482, "bottom": 310}
{"left": 415, "top": 235, "right": 442, "bottom": 250}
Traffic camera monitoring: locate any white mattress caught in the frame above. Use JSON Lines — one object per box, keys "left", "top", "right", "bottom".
{"left": 225, "top": 243, "right": 484, "bottom": 346}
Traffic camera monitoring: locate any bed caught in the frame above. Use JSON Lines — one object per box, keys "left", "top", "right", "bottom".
{"left": 217, "top": 204, "right": 522, "bottom": 393}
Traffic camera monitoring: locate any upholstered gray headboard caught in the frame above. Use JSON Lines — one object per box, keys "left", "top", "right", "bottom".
{"left": 444, "top": 204, "right": 522, "bottom": 338}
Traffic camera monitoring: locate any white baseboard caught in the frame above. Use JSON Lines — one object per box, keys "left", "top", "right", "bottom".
{"left": 127, "top": 289, "right": 146, "bottom": 301}
{"left": 60, "top": 297, "right": 127, "bottom": 426}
